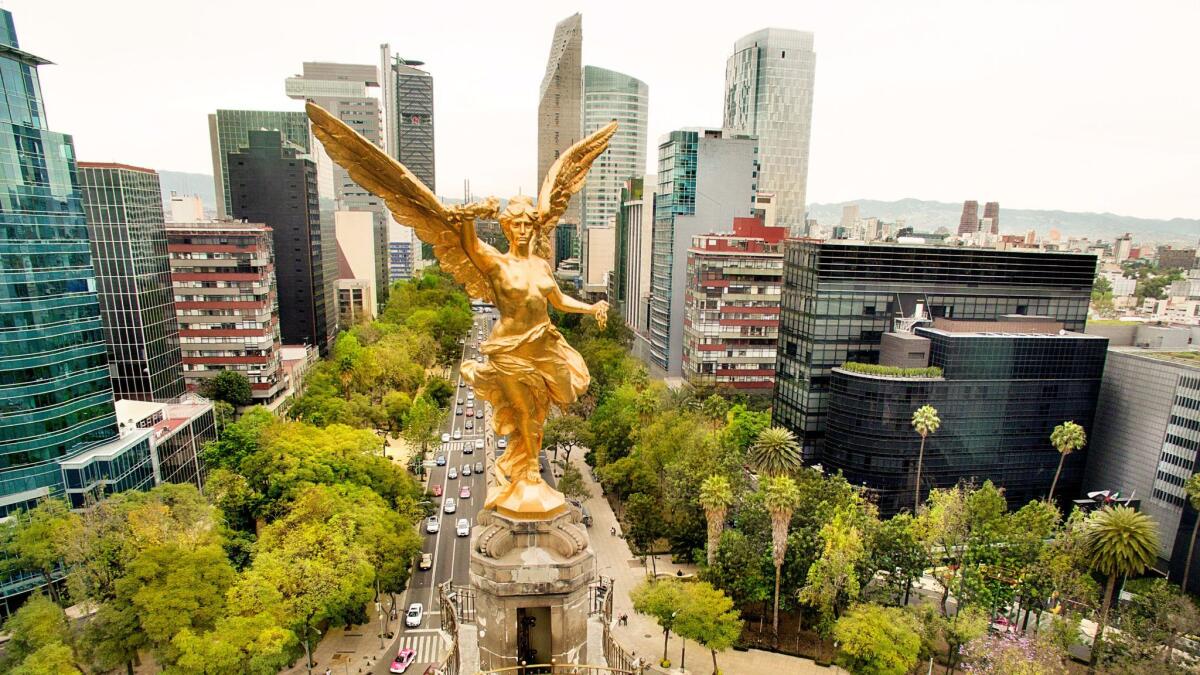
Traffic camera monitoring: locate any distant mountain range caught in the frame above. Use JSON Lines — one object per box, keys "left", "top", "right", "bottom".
{"left": 808, "top": 198, "right": 1199, "bottom": 247}
{"left": 158, "top": 170, "right": 217, "bottom": 215}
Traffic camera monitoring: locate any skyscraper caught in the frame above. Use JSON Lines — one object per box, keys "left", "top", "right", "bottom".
{"left": 286, "top": 62, "right": 389, "bottom": 307}
{"left": 648, "top": 129, "right": 758, "bottom": 376}
{"left": 581, "top": 66, "right": 648, "bottom": 233}
{"left": 538, "top": 13, "right": 583, "bottom": 262}
{"left": 0, "top": 10, "right": 128, "bottom": 521}
{"left": 207, "top": 109, "right": 309, "bottom": 219}
{"left": 228, "top": 130, "right": 337, "bottom": 355}
{"left": 79, "top": 163, "right": 185, "bottom": 402}
{"left": 957, "top": 200, "right": 979, "bottom": 234}
{"left": 982, "top": 201, "right": 1000, "bottom": 234}
{"left": 380, "top": 45, "right": 435, "bottom": 268}
{"left": 614, "top": 176, "right": 657, "bottom": 333}
{"left": 724, "top": 28, "right": 816, "bottom": 233}
{"left": 772, "top": 242, "right": 1097, "bottom": 458}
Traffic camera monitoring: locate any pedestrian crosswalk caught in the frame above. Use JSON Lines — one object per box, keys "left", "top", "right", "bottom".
{"left": 392, "top": 632, "right": 447, "bottom": 664}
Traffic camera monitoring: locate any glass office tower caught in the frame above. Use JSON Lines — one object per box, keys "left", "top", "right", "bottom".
{"left": 207, "top": 109, "right": 309, "bottom": 219}
{"left": 581, "top": 66, "right": 648, "bottom": 233}
{"left": 0, "top": 10, "right": 123, "bottom": 514}
{"left": 79, "top": 163, "right": 185, "bottom": 402}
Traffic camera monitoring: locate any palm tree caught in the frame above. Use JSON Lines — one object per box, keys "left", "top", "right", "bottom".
{"left": 1048, "top": 421, "right": 1087, "bottom": 502}
{"left": 1182, "top": 473, "right": 1200, "bottom": 591}
{"left": 1083, "top": 506, "right": 1159, "bottom": 672}
{"left": 750, "top": 427, "right": 803, "bottom": 477}
{"left": 762, "top": 475, "right": 800, "bottom": 638}
{"left": 699, "top": 475, "right": 734, "bottom": 567}
{"left": 910, "top": 405, "right": 940, "bottom": 511}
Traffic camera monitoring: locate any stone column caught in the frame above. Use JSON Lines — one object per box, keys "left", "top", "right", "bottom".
{"left": 470, "top": 507, "right": 595, "bottom": 669}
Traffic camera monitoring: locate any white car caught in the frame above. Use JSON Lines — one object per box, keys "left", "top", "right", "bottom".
{"left": 474, "top": 439, "right": 484, "bottom": 452}
{"left": 448, "top": 467, "right": 458, "bottom": 480}
{"left": 453, "top": 429, "right": 462, "bottom": 439}
{"left": 497, "top": 437, "right": 508, "bottom": 449}
{"left": 467, "top": 392, "right": 475, "bottom": 401}
{"left": 425, "top": 516, "right": 439, "bottom": 534}
{"left": 456, "top": 519, "right": 470, "bottom": 537}
{"left": 405, "top": 603, "right": 424, "bottom": 628}
{"left": 441, "top": 432, "right": 450, "bottom": 443}
{"left": 462, "top": 464, "right": 472, "bottom": 476}
{"left": 443, "top": 498, "right": 457, "bottom": 514}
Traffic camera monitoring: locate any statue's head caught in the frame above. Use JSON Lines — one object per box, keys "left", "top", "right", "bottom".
{"left": 500, "top": 195, "right": 539, "bottom": 252}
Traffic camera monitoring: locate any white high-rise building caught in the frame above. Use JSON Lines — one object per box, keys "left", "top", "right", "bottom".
{"left": 724, "top": 28, "right": 816, "bottom": 234}
{"left": 580, "top": 66, "right": 648, "bottom": 233}
{"left": 168, "top": 192, "right": 204, "bottom": 223}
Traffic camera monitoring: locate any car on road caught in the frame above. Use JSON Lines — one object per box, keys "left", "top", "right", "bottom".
{"left": 443, "top": 498, "right": 457, "bottom": 514}
{"left": 474, "top": 461, "right": 484, "bottom": 473}
{"left": 462, "top": 464, "right": 471, "bottom": 476}
{"left": 497, "top": 437, "right": 508, "bottom": 449}
{"left": 465, "top": 420, "right": 474, "bottom": 431}
{"left": 459, "top": 485, "right": 471, "bottom": 499}
{"left": 448, "top": 467, "right": 458, "bottom": 480}
{"left": 441, "top": 433, "right": 450, "bottom": 443}
{"left": 455, "top": 406, "right": 463, "bottom": 416}
{"left": 425, "top": 516, "right": 439, "bottom": 534}
{"left": 418, "top": 554, "right": 433, "bottom": 571}
{"left": 431, "top": 484, "right": 443, "bottom": 497}
{"left": 405, "top": 603, "right": 424, "bottom": 628}
{"left": 435, "top": 455, "right": 446, "bottom": 466}
{"left": 467, "top": 392, "right": 475, "bottom": 401}
{"left": 456, "top": 519, "right": 470, "bottom": 536}
{"left": 390, "top": 647, "right": 417, "bottom": 673}
{"left": 458, "top": 378, "right": 464, "bottom": 387}
{"left": 453, "top": 429, "right": 462, "bottom": 439}
{"left": 475, "top": 409, "right": 484, "bottom": 419}
{"left": 474, "top": 439, "right": 485, "bottom": 452}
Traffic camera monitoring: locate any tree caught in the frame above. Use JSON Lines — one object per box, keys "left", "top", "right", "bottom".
{"left": 557, "top": 462, "right": 592, "bottom": 503}
{"left": 799, "top": 509, "right": 866, "bottom": 652}
{"left": 941, "top": 605, "right": 989, "bottom": 674}
{"left": 381, "top": 390, "right": 412, "bottom": 435}
{"left": 1106, "top": 578, "right": 1199, "bottom": 669}
{"left": 700, "top": 394, "right": 731, "bottom": 429}
{"left": 1047, "top": 421, "right": 1086, "bottom": 502}
{"left": 212, "top": 400, "right": 235, "bottom": 432}
{"left": 543, "top": 413, "right": 588, "bottom": 464}
{"left": 8, "top": 642, "right": 79, "bottom": 675}
{"left": 2, "top": 499, "right": 80, "bottom": 603}
{"left": 674, "top": 581, "right": 743, "bottom": 675}
{"left": 423, "top": 376, "right": 454, "bottom": 409}
{"left": 914, "top": 484, "right": 970, "bottom": 616}
{"left": 632, "top": 579, "right": 687, "bottom": 668}
{"left": 1, "top": 594, "right": 76, "bottom": 672}
{"left": 699, "top": 475, "right": 734, "bottom": 567}
{"left": 911, "top": 405, "right": 941, "bottom": 511}
{"left": 870, "top": 513, "right": 928, "bottom": 606}
{"left": 626, "top": 492, "right": 666, "bottom": 572}
{"left": 1083, "top": 506, "right": 1159, "bottom": 671}
{"left": 200, "top": 370, "right": 253, "bottom": 407}
{"left": 762, "top": 475, "right": 800, "bottom": 637}
{"left": 832, "top": 604, "right": 922, "bottom": 675}
{"left": 1182, "top": 473, "right": 1200, "bottom": 591}
{"left": 705, "top": 530, "right": 771, "bottom": 630}
{"left": 171, "top": 613, "right": 297, "bottom": 675}
{"left": 402, "top": 395, "right": 441, "bottom": 457}
{"left": 749, "top": 427, "right": 803, "bottom": 477}
{"left": 960, "top": 632, "right": 1068, "bottom": 675}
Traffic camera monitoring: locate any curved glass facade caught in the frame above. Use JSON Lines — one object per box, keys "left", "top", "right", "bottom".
{"left": 581, "top": 66, "right": 648, "bottom": 233}
{"left": 0, "top": 10, "right": 119, "bottom": 505}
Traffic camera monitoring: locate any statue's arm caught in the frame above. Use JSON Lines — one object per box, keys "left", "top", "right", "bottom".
{"left": 545, "top": 260, "right": 608, "bottom": 319}
{"left": 456, "top": 198, "right": 501, "bottom": 274}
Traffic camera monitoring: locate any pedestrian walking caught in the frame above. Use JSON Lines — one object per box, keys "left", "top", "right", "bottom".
{"left": 610, "top": 525, "right": 616, "bottom": 536}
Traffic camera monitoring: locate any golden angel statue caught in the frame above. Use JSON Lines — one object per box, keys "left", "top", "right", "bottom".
{"left": 306, "top": 102, "right": 614, "bottom": 518}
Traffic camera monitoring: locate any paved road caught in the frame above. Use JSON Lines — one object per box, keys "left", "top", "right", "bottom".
{"left": 375, "top": 310, "right": 559, "bottom": 674}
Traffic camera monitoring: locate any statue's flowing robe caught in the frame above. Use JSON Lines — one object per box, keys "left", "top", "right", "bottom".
{"left": 461, "top": 319, "right": 589, "bottom": 507}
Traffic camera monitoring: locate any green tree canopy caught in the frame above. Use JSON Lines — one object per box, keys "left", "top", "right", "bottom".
{"left": 833, "top": 603, "right": 922, "bottom": 675}
{"left": 200, "top": 370, "right": 253, "bottom": 407}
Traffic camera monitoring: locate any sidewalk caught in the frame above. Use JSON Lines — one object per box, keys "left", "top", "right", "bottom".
{"left": 569, "top": 453, "right": 844, "bottom": 675}
{"left": 279, "top": 612, "right": 395, "bottom": 675}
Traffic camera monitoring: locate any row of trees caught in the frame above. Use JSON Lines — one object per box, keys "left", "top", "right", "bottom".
{"left": 0, "top": 413, "right": 427, "bottom": 675}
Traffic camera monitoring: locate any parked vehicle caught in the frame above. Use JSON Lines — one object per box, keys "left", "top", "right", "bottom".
{"left": 425, "top": 516, "right": 439, "bottom": 534}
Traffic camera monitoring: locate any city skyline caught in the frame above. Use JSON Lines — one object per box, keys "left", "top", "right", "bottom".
{"left": 10, "top": 0, "right": 1197, "bottom": 221}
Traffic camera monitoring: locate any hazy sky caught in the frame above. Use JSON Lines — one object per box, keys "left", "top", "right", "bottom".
{"left": 11, "top": 0, "right": 1199, "bottom": 220}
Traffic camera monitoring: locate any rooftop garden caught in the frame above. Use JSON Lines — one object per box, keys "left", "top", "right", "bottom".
{"left": 838, "top": 361, "right": 944, "bottom": 378}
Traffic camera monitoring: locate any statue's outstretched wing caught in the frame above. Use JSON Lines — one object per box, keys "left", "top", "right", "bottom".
{"left": 305, "top": 101, "right": 496, "bottom": 303}
{"left": 536, "top": 120, "right": 618, "bottom": 230}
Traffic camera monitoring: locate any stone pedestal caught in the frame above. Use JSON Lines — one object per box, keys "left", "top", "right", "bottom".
{"left": 470, "top": 506, "right": 594, "bottom": 669}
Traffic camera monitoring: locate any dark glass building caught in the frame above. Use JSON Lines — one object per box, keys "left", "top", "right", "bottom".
{"left": 79, "top": 163, "right": 185, "bottom": 401}
{"left": 773, "top": 241, "right": 1096, "bottom": 457}
{"left": 0, "top": 11, "right": 122, "bottom": 512}
{"left": 823, "top": 323, "right": 1108, "bottom": 515}
{"left": 228, "top": 130, "right": 336, "bottom": 356}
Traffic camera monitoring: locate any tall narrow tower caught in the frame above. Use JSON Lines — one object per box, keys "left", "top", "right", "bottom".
{"left": 380, "top": 45, "right": 435, "bottom": 269}
{"left": 957, "top": 200, "right": 980, "bottom": 234}
{"left": 983, "top": 201, "right": 1000, "bottom": 234}
{"left": 724, "top": 28, "right": 816, "bottom": 234}
{"left": 537, "top": 13, "right": 583, "bottom": 263}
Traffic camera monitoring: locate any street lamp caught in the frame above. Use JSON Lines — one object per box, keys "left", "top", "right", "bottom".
{"left": 302, "top": 625, "right": 322, "bottom": 674}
